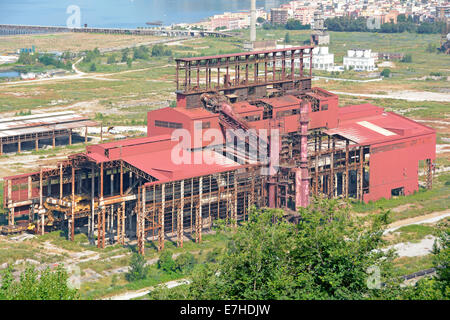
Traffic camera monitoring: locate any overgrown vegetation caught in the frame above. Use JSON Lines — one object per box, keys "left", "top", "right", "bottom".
{"left": 0, "top": 265, "right": 79, "bottom": 300}
{"left": 149, "top": 199, "right": 450, "bottom": 300}
{"left": 126, "top": 253, "right": 148, "bottom": 282}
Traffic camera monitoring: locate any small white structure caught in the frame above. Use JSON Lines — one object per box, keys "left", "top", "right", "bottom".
{"left": 343, "top": 49, "right": 376, "bottom": 71}
{"left": 304, "top": 47, "right": 334, "bottom": 71}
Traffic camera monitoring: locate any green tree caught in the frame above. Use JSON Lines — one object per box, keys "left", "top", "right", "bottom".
{"left": 157, "top": 250, "right": 177, "bottom": 274}
{"left": 107, "top": 54, "right": 116, "bottom": 64}
{"left": 0, "top": 265, "right": 79, "bottom": 300}
{"left": 175, "top": 252, "right": 196, "bottom": 274}
{"left": 89, "top": 63, "right": 97, "bottom": 72}
{"left": 285, "top": 19, "right": 309, "bottom": 30}
{"left": 256, "top": 17, "right": 265, "bottom": 24}
{"left": 431, "top": 222, "right": 449, "bottom": 297}
{"left": 401, "top": 54, "right": 412, "bottom": 63}
{"left": 284, "top": 32, "right": 291, "bottom": 44}
{"left": 178, "top": 199, "right": 400, "bottom": 300}
{"left": 206, "top": 247, "right": 223, "bottom": 263}
{"left": 189, "top": 208, "right": 296, "bottom": 299}
{"left": 381, "top": 68, "right": 391, "bottom": 78}
{"left": 127, "top": 58, "right": 133, "bottom": 68}
{"left": 121, "top": 48, "right": 129, "bottom": 62}
{"left": 18, "top": 52, "right": 36, "bottom": 65}
{"left": 151, "top": 44, "right": 172, "bottom": 57}
{"left": 126, "top": 253, "right": 148, "bottom": 282}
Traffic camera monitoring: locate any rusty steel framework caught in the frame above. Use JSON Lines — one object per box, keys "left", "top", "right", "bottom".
{"left": 3, "top": 153, "right": 265, "bottom": 253}
{"left": 175, "top": 46, "right": 313, "bottom": 109}
{"left": 136, "top": 166, "right": 263, "bottom": 255}
{"left": 176, "top": 47, "right": 312, "bottom": 92}
{"left": 2, "top": 47, "right": 436, "bottom": 254}
{"left": 0, "top": 112, "right": 97, "bottom": 155}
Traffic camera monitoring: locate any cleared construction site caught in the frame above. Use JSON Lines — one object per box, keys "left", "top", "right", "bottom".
{"left": 2, "top": 46, "right": 436, "bottom": 255}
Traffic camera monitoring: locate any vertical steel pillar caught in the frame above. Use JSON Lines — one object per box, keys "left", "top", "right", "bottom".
{"left": 9, "top": 207, "right": 14, "bottom": 226}
{"left": 110, "top": 172, "right": 114, "bottom": 196}
{"left": 121, "top": 201, "right": 125, "bottom": 245}
{"left": 90, "top": 166, "right": 95, "bottom": 243}
{"left": 177, "top": 180, "right": 184, "bottom": 247}
{"left": 176, "top": 60, "right": 179, "bottom": 91}
{"left": 196, "top": 177, "right": 203, "bottom": 243}
{"left": 233, "top": 174, "right": 238, "bottom": 228}
{"left": 426, "top": 159, "right": 433, "bottom": 190}
{"left": 315, "top": 133, "right": 320, "bottom": 196}
{"left": 330, "top": 137, "right": 335, "bottom": 199}
{"left": 345, "top": 140, "right": 349, "bottom": 198}
{"left": 70, "top": 166, "right": 75, "bottom": 241}
{"left": 7, "top": 180, "right": 13, "bottom": 226}
{"left": 359, "top": 147, "right": 364, "bottom": 201}
{"left": 138, "top": 186, "right": 145, "bottom": 255}
{"left": 28, "top": 176, "right": 32, "bottom": 200}
{"left": 40, "top": 167, "right": 44, "bottom": 235}
{"left": 299, "top": 100, "right": 310, "bottom": 207}
{"left": 159, "top": 184, "right": 165, "bottom": 251}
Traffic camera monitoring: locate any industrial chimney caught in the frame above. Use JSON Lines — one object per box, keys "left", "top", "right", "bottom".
{"left": 250, "top": 0, "right": 256, "bottom": 43}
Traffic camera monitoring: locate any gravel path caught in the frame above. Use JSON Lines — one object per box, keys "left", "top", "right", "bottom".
{"left": 384, "top": 236, "right": 437, "bottom": 257}
{"left": 105, "top": 279, "right": 191, "bottom": 300}
{"left": 383, "top": 209, "right": 450, "bottom": 235}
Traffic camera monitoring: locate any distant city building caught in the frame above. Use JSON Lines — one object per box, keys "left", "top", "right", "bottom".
{"left": 343, "top": 49, "right": 377, "bottom": 71}
{"left": 271, "top": 8, "right": 289, "bottom": 25}
{"left": 311, "top": 11, "right": 330, "bottom": 45}
{"left": 436, "top": 6, "right": 450, "bottom": 21}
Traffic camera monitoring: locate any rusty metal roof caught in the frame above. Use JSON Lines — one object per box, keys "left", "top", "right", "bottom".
{"left": 326, "top": 108, "right": 435, "bottom": 145}
{"left": 0, "top": 111, "right": 97, "bottom": 138}
{"left": 123, "top": 148, "right": 243, "bottom": 183}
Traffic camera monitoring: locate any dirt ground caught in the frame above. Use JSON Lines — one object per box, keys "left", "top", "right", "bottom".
{"left": 0, "top": 33, "right": 163, "bottom": 54}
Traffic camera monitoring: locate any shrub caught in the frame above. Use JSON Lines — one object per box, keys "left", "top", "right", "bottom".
{"left": 157, "top": 250, "right": 177, "bottom": 274}
{"left": 381, "top": 68, "right": 391, "bottom": 78}
{"left": 175, "top": 252, "right": 196, "bottom": 273}
{"left": 126, "top": 253, "right": 148, "bottom": 282}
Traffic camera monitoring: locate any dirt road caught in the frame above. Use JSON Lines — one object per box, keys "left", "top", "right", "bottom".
{"left": 383, "top": 209, "right": 450, "bottom": 235}
{"left": 105, "top": 279, "right": 191, "bottom": 300}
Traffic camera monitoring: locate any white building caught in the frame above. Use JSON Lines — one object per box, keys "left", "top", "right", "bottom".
{"left": 304, "top": 47, "right": 335, "bottom": 71}
{"left": 343, "top": 49, "right": 377, "bottom": 71}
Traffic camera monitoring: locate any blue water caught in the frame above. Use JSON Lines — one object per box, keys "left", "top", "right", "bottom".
{"left": 0, "top": 0, "right": 290, "bottom": 28}
{"left": 0, "top": 71, "right": 20, "bottom": 78}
